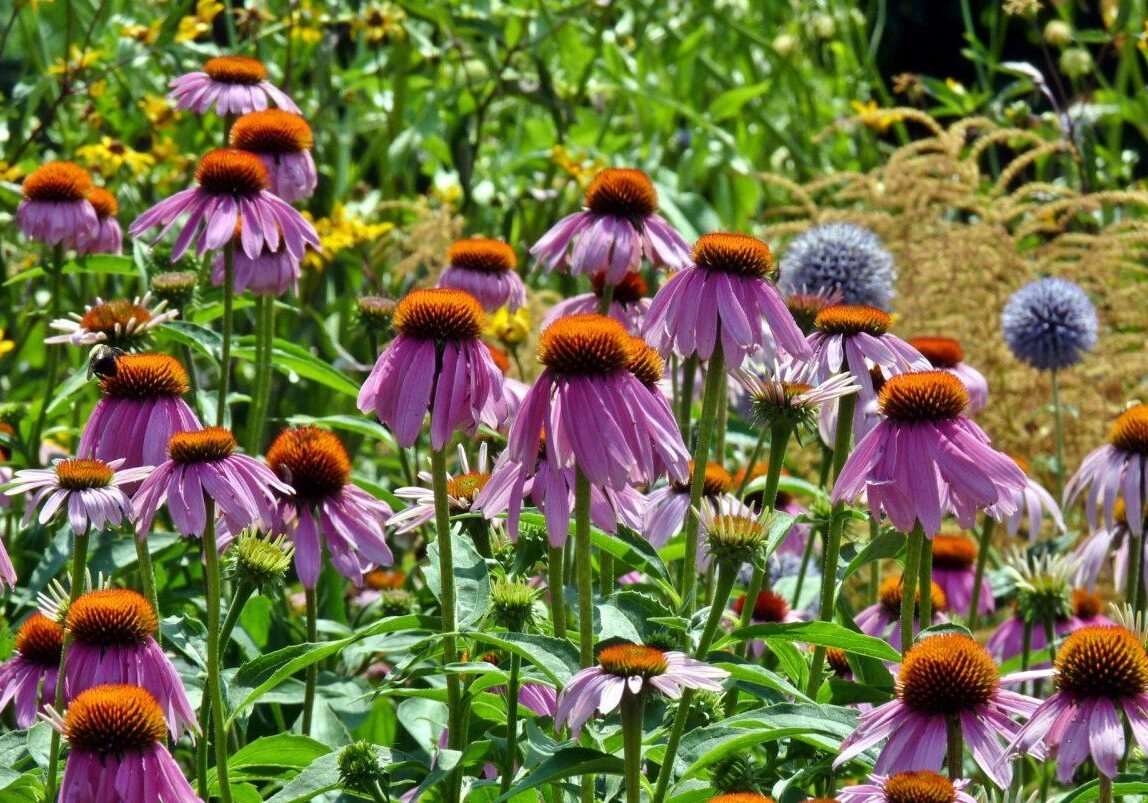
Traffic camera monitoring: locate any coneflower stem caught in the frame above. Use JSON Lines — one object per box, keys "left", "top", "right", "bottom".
{"left": 1099, "top": 774, "right": 1114, "bottom": 803}
{"left": 652, "top": 561, "right": 737, "bottom": 803}
{"left": 44, "top": 529, "right": 90, "bottom": 802}
{"left": 619, "top": 690, "right": 644, "bottom": 803}
{"left": 30, "top": 245, "right": 64, "bottom": 464}
{"left": 245, "top": 294, "right": 276, "bottom": 453}
{"left": 918, "top": 536, "right": 934, "bottom": 627}
{"left": 1050, "top": 368, "right": 1066, "bottom": 497}
{"left": 430, "top": 445, "right": 463, "bottom": 803}
{"left": 1127, "top": 530, "right": 1144, "bottom": 611}
{"left": 217, "top": 242, "right": 235, "bottom": 427}
{"left": 220, "top": 580, "right": 255, "bottom": 650}
{"left": 500, "top": 646, "right": 523, "bottom": 795}
{"left": 678, "top": 355, "right": 697, "bottom": 436}
{"left": 596, "top": 281, "right": 615, "bottom": 316}
{"left": 792, "top": 523, "right": 817, "bottom": 608}
{"left": 548, "top": 545, "right": 566, "bottom": 639}
{"left": 574, "top": 467, "right": 594, "bottom": 667}
{"left": 600, "top": 552, "right": 614, "bottom": 596}
{"left": 680, "top": 343, "right": 725, "bottom": 617}
{"left": 135, "top": 534, "right": 160, "bottom": 633}
{"left": 807, "top": 392, "right": 857, "bottom": 693}
{"left": 735, "top": 427, "right": 769, "bottom": 499}
{"left": 945, "top": 715, "right": 963, "bottom": 780}
{"left": 203, "top": 504, "right": 234, "bottom": 803}
{"left": 302, "top": 586, "right": 318, "bottom": 735}
{"left": 900, "top": 523, "right": 925, "bottom": 659}
{"left": 968, "top": 515, "right": 995, "bottom": 631}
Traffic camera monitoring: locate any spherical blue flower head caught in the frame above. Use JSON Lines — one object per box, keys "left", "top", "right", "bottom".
{"left": 778, "top": 222, "right": 896, "bottom": 310}
{"left": 1001, "top": 277, "right": 1097, "bottom": 370}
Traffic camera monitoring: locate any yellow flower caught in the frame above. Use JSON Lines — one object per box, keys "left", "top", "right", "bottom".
{"left": 351, "top": 3, "right": 406, "bottom": 44}
{"left": 944, "top": 78, "right": 967, "bottom": 95}
{"left": 0, "top": 330, "right": 13, "bottom": 359}
{"left": 549, "top": 145, "right": 607, "bottom": 186}
{"left": 48, "top": 46, "right": 101, "bottom": 76}
{"left": 140, "top": 94, "right": 177, "bottom": 128}
{"left": 303, "top": 204, "right": 394, "bottom": 269}
{"left": 486, "top": 306, "right": 531, "bottom": 347}
{"left": 850, "top": 100, "right": 904, "bottom": 133}
{"left": 76, "top": 137, "right": 156, "bottom": 179}
{"left": 0, "top": 161, "right": 24, "bottom": 183}
{"left": 122, "top": 21, "right": 162, "bottom": 45}
{"left": 175, "top": 0, "right": 224, "bottom": 43}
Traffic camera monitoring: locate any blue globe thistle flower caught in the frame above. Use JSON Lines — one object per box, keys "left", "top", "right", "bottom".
{"left": 1001, "top": 277, "right": 1097, "bottom": 370}
{"left": 778, "top": 222, "right": 896, "bottom": 310}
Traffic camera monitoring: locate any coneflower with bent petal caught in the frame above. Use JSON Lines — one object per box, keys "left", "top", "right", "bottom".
{"left": 76, "top": 187, "right": 123, "bottom": 255}
{"left": 543, "top": 271, "right": 651, "bottom": 334}
{"left": 6, "top": 457, "right": 150, "bottom": 535}
{"left": 168, "top": 54, "right": 298, "bottom": 115}
{"left": 436, "top": 238, "right": 527, "bottom": 312}
{"left": 45, "top": 294, "right": 177, "bottom": 349}
{"left": 1065, "top": 403, "right": 1148, "bottom": 538}
{"left": 0, "top": 613, "right": 62, "bottom": 727}
{"left": 836, "top": 771, "right": 977, "bottom": 803}
{"left": 230, "top": 108, "right": 316, "bottom": 202}
{"left": 908, "top": 336, "right": 988, "bottom": 415}
{"left": 17, "top": 161, "right": 98, "bottom": 248}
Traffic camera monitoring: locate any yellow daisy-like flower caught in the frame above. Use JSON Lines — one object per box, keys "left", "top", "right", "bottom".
{"left": 550, "top": 145, "right": 607, "bottom": 186}
{"left": 48, "top": 46, "right": 101, "bottom": 76}
{"left": 486, "top": 306, "right": 531, "bottom": 347}
{"left": 0, "top": 330, "right": 14, "bottom": 359}
{"left": 303, "top": 204, "right": 394, "bottom": 269}
{"left": 0, "top": 161, "right": 24, "bottom": 183}
{"left": 850, "top": 99, "right": 905, "bottom": 133}
{"left": 140, "top": 94, "right": 177, "bottom": 128}
{"left": 122, "top": 21, "right": 162, "bottom": 45}
{"left": 76, "top": 137, "right": 156, "bottom": 179}
{"left": 351, "top": 3, "right": 406, "bottom": 43}
{"left": 175, "top": 0, "right": 224, "bottom": 43}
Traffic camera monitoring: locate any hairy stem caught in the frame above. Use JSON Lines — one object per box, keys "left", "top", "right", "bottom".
{"left": 431, "top": 446, "right": 463, "bottom": 803}
{"left": 204, "top": 506, "right": 234, "bottom": 803}
{"left": 217, "top": 242, "right": 235, "bottom": 427}
{"left": 900, "top": 523, "right": 925, "bottom": 658}
{"left": 967, "top": 515, "right": 994, "bottom": 631}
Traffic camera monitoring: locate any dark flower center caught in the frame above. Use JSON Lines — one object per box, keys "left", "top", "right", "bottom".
{"left": 593, "top": 270, "right": 648, "bottom": 304}
{"left": 88, "top": 187, "right": 119, "bottom": 218}
{"left": 1110, "top": 404, "right": 1148, "bottom": 455}
{"left": 364, "top": 570, "right": 406, "bottom": 590}
{"left": 825, "top": 647, "right": 850, "bottom": 678}
{"left": 909, "top": 336, "right": 965, "bottom": 368}
{"left": 626, "top": 337, "right": 664, "bottom": 387}
{"left": 733, "top": 589, "right": 790, "bottom": 623}
{"left": 65, "top": 685, "right": 168, "bottom": 754}
{"left": 392, "top": 289, "right": 485, "bottom": 342}
{"left": 878, "top": 371, "right": 968, "bottom": 423}
{"left": 79, "top": 300, "right": 153, "bottom": 336}
{"left": 447, "top": 238, "right": 517, "bottom": 274}
{"left": 99, "top": 353, "right": 189, "bottom": 399}
{"left": 897, "top": 634, "right": 999, "bottom": 715}
{"left": 56, "top": 458, "right": 115, "bottom": 490}
{"left": 671, "top": 461, "right": 732, "bottom": 497}
{"left": 195, "top": 148, "right": 270, "bottom": 196}
{"left": 22, "top": 161, "right": 93, "bottom": 203}
{"left": 930, "top": 534, "right": 976, "bottom": 570}
{"left": 66, "top": 589, "right": 158, "bottom": 647}
{"left": 883, "top": 771, "right": 958, "bottom": 803}
{"left": 879, "top": 575, "right": 947, "bottom": 616}
{"left": 1055, "top": 625, "right": 1148, "bottom": 699}
{"left": 1072, "top": 588, "right": 1104, "bottom": 619}
{"left": 538, "top": 314, "right": 632, "bottom": 376}
{"left": 266, "top": 426, "right": 351, "bottom": 501}
{"left": 707, "top": 795, "right": 776, "bottom": 803}
{"left": 583, "top": 168, "right": 658, "bottom": 219}
{"left": 203, "top": 55, "right": 268, "bottom": 84}
{"left": 168, "top": 427, "right": 237, "bottom": 464}
{"left": 230, "top": 109, "right": 313, "bottom": 153}
{"left": 596, "top": 643, "right": 668, "bottom": 678}
{"left": 15, "top": 613, "right": 63, "bottom": 666}
{"left": 813, "top": 304, "right": 891, "bottom": 336}
{"left": 692, "top": 233, "right": 773, "bottom": 278}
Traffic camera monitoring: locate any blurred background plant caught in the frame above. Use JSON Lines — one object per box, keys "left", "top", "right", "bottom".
{"left": 0, "top": 0, "right": 1146, "bottom": 475}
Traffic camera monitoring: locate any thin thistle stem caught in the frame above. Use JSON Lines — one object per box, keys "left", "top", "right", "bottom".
{"left": 1050, "top": 368, "right": 1066, "bottom": 498}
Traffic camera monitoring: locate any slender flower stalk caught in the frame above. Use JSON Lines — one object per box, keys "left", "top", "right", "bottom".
{"left": 302, "top": 587, "right": 318, "bottom": 735}
{"left": 900, "top": 524, "right": 925, "bottom": 658}
{"left": 574, "top": 468, "right": 593, "bottom": 667}
{"left": 218, "top": 241, "right": 234, "bottom": 426}
{"left": 30, "top": 245, "right": 65, "bottom": 461}
{"left": 246, "top": 294, "right": 276, "bottom": 452}
{"left": 620, "top": 688, "right": 644, "bottom": 803}
{"left": 549, "top": 544, "right": 566, "bottom": 638}
{"left": 431, "top": 445, "right": 463, "bottom": 803}
{"left": 968, "top": 515, "right": 995, "bottom": 630}
{"left": 202, "top": 503, "right": 233, "bottom": 803}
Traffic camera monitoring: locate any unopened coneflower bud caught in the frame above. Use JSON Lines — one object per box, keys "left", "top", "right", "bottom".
{"left": 150, "top": 271, "right": 199, "bottom": 309}
{"left": 684, "top": 689, "right": 725, "bottom": 729}
{"left": 357, "top": 295, "right": 397, "bottom": 338}
{"left": 142, "top": 243, "right": 196, "bottom": 276}
{"left": 1006, "top": 550, "right": 1074, "bottom": 626}
{"left": 709, "top": 753, "right": 772, "bottom": 795}
{"left": 490, "top": 576, "right": 537, "bottom": 631}
{"left": 0, "top": 402, "right": 27, "bottom": 426}
{"left": 337, "top": 740, "right": 387, "bottom": 796}
{"left": 702, "top": 508, "right": 768, "bottom": 569}
{"left": 379, "top": 589, "right": 414, "bottom": 617}
{"left": 231, "top": 531, "right": 294, "bottom": 590}
{"left": 644, "top": 629, "right": 679, "bottom": 653}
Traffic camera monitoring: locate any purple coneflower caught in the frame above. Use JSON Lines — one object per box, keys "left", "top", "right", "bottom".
{"left": 836, "top": 633, "right": 1039, "bottom": 786}
{"left": 484, "top": 342, "right": 529, "bottom": 425}
{"left": 507, "top": 314, "right": 687, "bottom": 488}
{"left": 0, "top": 613, "right": 62, "bottom": 727}
{"left": 46, "top": 294, "right": 177, "bottom": 349}
{"left": 644, "top": 461, "right": 737, "bottom": 548}
{"left": 1065, "top": 403, "right": 1148, "bottom": 537}
{"left": 76, "top": 187, "right": 123, "bottom": 255}
{"left": 836, "top": 771, "right": 976, "bottom": 803}
{"left": 134, "top": 427, "right": 292, "bottom": 540}
{"left": 130, "top": 148, "right": 320, "bottom": 261}
{"left": 211, "top": 234, "right": 301, "bottom": 295}
{"left": 555, "top": 643, "right": 727, "bottom": 736}
{"left": 991, "top": 454, "right": 1065, "bottom": 540}
{"left": 230, "top": 108, "right": 316, "bottom": 201}
{"left": 807, "top": 305, "right": 928, "bottom": 438}
{"left": 530, "top": 167, "right": 690, "bottom": 284}
{"left": 436, "top": 238, "right": 526, "bottom": 312}
{"left": 987, "top": 590, "right": 1112, "bottom": 666}
{"left": 1006, "top": 624, "right": 1148, "bottom": 782}
{"left": 266, "top": 426, "right": 393, "bottom": 587}
{"left": 833, "top": 371, "right": 1026, "bottom": 535}
{"left": 930, "top": 534, "right": 993, "bottom": 618}
{"left": 78, "top": 353, "right": 202, "bottom": 470}
{"left": 855, "top": 575, "right": 948, "bottom": 653}
{"left": 168, "top": 54, "right": 298, "bottom": 115}
{"left": 46, "top": 684, "right": 203, "bottom": 802}
{"left": 63, "top": 589, "right": 198, "bottom": 739}
{"left": 643, "top": 232, "right": 810, "bottom": 368}
{"left": 1073, "top": 498, "right": 1144, "bottom": 590}
{"left": 358, "top": 289, "right": 506, "bottom": 449}
{"left": 390, "top": 443, "right": 490, "bottom": 534}
{"left": 6, "top": 457, "right": 150, "bottom": 534}
{"left": 17, "top": 161, "right": 98, "bottom": 248}
{"left": 908, "top": 336, "right": 989, "bottom": 415}
{"left": 543, "top": 271, "right": 651, "bottom": 334}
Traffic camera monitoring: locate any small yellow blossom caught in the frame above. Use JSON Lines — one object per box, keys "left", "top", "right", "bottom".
{"left": 550, "top": 145, "right": 607, "bottom": 187}
{"left": 1003, "top": 0, "right": 1041, "bottom": 16}
{"left": 0, "top": 161, "right": 24, "bottom": 183}
{"left": 352, "top": 3, "right": 406, "bottom": 44}
{"left": 76, "top": 137, "right": 156, "bottom": 179}
{"left": 850, "top": 100, "right": 904, "bottom": 133}
{"left": 88, "top": 79, "right": 107, "bottom": 99}
{"left": 48, "top": 46, "right": 102, "bottom": 76}
{"left": 486, "top": 306, "right": 531, "bottom": 347}
{"left": 140, "top": 94, "right": 177, "bottom": 128}
{"left": 945, "top": 78, "right": 967, "bottom": 95}
{"left": 122, "top": 21, "right": 162, "bottom": 45}
{"left": 0, "top": 330, "right": 13, "bottom": 359}
{"left": 175, "top": 0, "right": 224, "bottom": 43}
{"left": 303, "top": 204, "right": 394, "bottom": 269}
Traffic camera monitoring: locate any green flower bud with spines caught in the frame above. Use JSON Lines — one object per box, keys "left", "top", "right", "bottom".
{"left": 230, "top": 531, "right": 294, "bottom": 591}
{"left": 490, "top": 576, "right": 538, "bottom": 631}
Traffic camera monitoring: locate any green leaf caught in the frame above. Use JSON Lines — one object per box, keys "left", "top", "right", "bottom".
{"left": 227, "top": 734, "right": 331, "bottom": 772}
{"left": 262, "top": 744, "right": 395, "bottom": 803}
{"left": 285, "top": 413, "right": 396, "bottom": 446}
{"left": 45, "top": 368, "right": 90, "bottom": 415}
{"left": 5, "top": 255, "right": 137, "bottom": 285}
{"left": 425, "top": 527, "right": 490, "bottom": 629}
{"left": 498, "top": 747, "right": 623, "bottom": 801}
{"left": 709, "top": 81, "right": 772, "bottom": 122}
{"left": 843, "top": 529, "right": 905, "bottom": 579}
{"left": 463, "top": 631, "right": 579, "bottom": 686}
{"left": 232, "top": 337, "right": 359, "bottom": 397}
{"left": 1060, "top": 777, "right": 1148, "bottom": 801}
{"left": 161, "top": 320, "right": 223, "bottom": 362}
{"left": 732, "top": 621, "right": 901, "bottom": 662}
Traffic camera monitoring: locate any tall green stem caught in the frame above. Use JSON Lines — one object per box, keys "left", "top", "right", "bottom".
{"left": 679, "top": 343, "right": 725, "bottom": 617}
{"left": 203, "top": 505, "right": 234, "bottom": 803}
{"left": 735, "top": 427, "right": 768, "bottom": 499}
{"left": 918, "top": 535, "right": 934, "bottom": 628}
{"left": 1127, "top": 529, "right": 1144, "bottom": 609}
{"left": 900, "top": 523, "right": 925, "bottom": 658}
{"left": 548, "top": 545, "right": 566, "bottom": 639}
{"left": 596, "top": 281, "right": 615, "bottom": 316}
{"left": 677, "top": 355, "right": 697, "bottom": 436}
{"left": 652, "top": 561, "right": 737, "bottom": 803}
{"left": 135, "top": 534, "right": 160, "bottom": 634}
{"left": 620, "top": 690, "right": 644, "bottom": 803}
{"left": 574, "top": 468, "right": 593, "bottom": 667}
{"left": 1099, "top": 774, "right": 1113, "bottom": 803}
{"left": 806, "top": 394, "right": 856, "bottom": 694}
{"left": 1050, "top": 369, "right": 1066, "bottom": 498}
{"left": 302, "top": 586, "right": 317, "bottom": 735}
{"left": 968, "top": 515, "right": 994, "bottom": 631}
{"left": 44, "top": 529, "right": 90, "bottom": 801}
{"left": 500, "top": 650, "right": 523, "bottom": 795}
{"left": 946, "top": 715, "right": 963, "bottom": 780}
{"left": 31, "top": 246, "right": 64, "bottom": 463}
{"left": 217, "top": 242, "right": 235, "bottom": 427}
{"left": 431, "top": 446, "right": 463, "bottom": 803}
{"left": 245, "top": 295, "right": 276, "bottom": 453}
